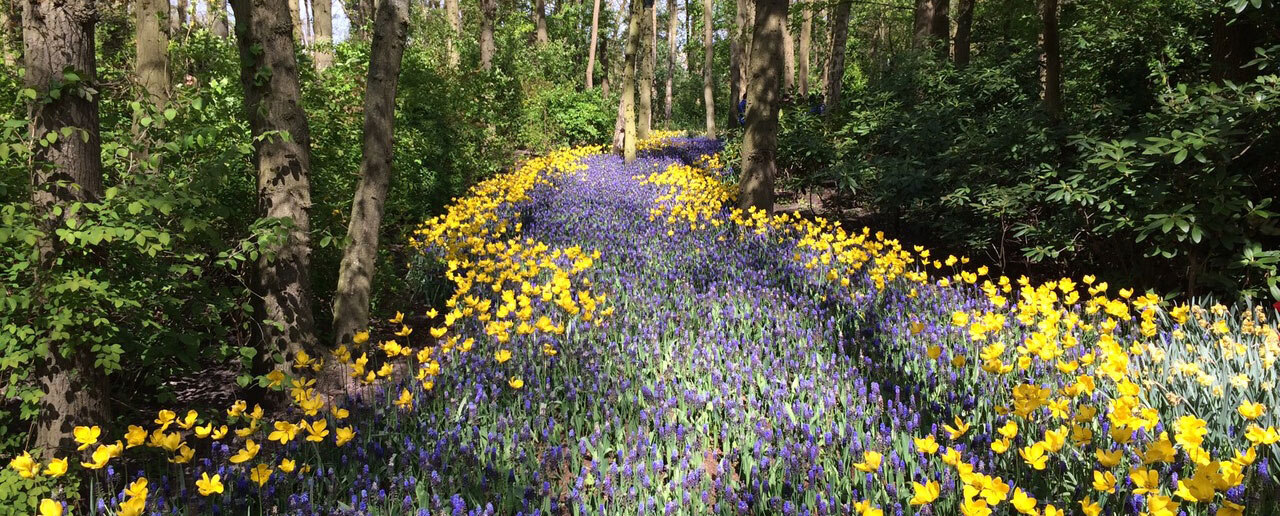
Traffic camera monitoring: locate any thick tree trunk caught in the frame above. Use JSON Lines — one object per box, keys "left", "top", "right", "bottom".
{"left": 230, "top": 0, "right": 319, "bottom": 365}
{"left": 314, "top": 0, "right": 333, "bottom": 70}
{"left": 480, "top": 0, "right": 496, "bottom": 70}
{"left": 586, "top": 0, "right": 601, "bottom": 87}
{"left": 1038, "top": 0, "right": 1061, "bottom": 118}
{"left": 23, "top": 0, "right": 112, "bottom": 455}
{"left": 211, "top": 0, "right": 230, "bottom": 37}
{"left": 136, "top": 0, "right": 170, "bottom": 104}
{"left": 824, "top": 0, "right": 848, "bottom": 112}
{"left": 663, "top": 0, "right": 676, "bottom": 125}
{"left": 534, "top": 0, "right": 549, "bottom": 44}
{"left": 702, "top": 0, "right": 715, "bottom": 137}
{"left": 621, "top": 0, "right": 641, "bottom": 162}
{"left": 738, "top": 0, "right": 786, "bottom": 212}
{"left": 782, "top": 13, "right": 793, "bottom": 90}
{"left": 332, "top": 0, "right": 409, "bottom": 347}
{"left": 798, "top": 0, "right": 809, "bottom": 95}
{"left": 637, "top": 0, "right": 654, "bottom": 138}
{"left": 953, "top": 0, "right": 974, "bottom": 67}
{"left": 912, "top": 0, "right": 946, "bottom": 53}
{"left": 445, "top": 0, "right": 461, "bottom": 67}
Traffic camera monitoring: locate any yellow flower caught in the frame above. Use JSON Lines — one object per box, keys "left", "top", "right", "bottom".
{"left": 39, "top": 499, "right": 62, "bottom": 516}
{"left": 230, "top": 440, "right": 260, "bottom": 464}
{"left": 81, "top": 444, "right": 113, "bottom": 469}
{"left": 176, "top": 409, "right": 198, "bottom": 430}
{"left": 125, "top": 477, "right": 149, "bottom": 499}
{"left": 154, "top": 410, "right": 176, "bottom": 430}
{"left": 1147, "top": 495, "right": 1180, "bottom": 516}
{"left": 990, "top": 438, "right": 1012, "bottom": 454}
{"left": 335, "top": 426, "right": 355, "bottom": 447}
{"left": 1079, "top": 498, "right": 1102, "bottom": 516}
{"left": 119, "top": 496, "right": 146, "bottom": 516}
{"left": 944, "top": 416, "right": 971, "bottom": 440}
{"left": 211, "top": 425, "right": 229, "bottom": 439}
{"left": 304, "top": 419, "right": 329, "bottom": 441}
{"left": 331, "top": 405, "right": 350, "bottom": 419}
{"left": 997, "top": 420, "right": 1018, "bottom": 439}
{"left": 1092, "top": 470, "right": 1116, "bottom": 493}
{"left": 1217, "top": 501, "right": 1245, "bottom": 516}
{"left": 1010, "top": 488, "right": 1037, "bottom": 515}
{"left": 1238, "top": 401, "right": 1266, "bottom": 420}
{"left": 227, "top": 399, "right": 247, "bottom": 418}
{"left": 395, "top": 325, "right": 413, "bottom": 337}
{"left": 495, "top": 349, "right": 512, "bottom": 363}
{"left": 353, "top": 330, "right": 370, "bottom": 344}
{"left": 125, "top": 425, "right": 146, "bottom": 448}
{"left": 170, "top": 444, "right": 194, "bottom": 464}
{"left": 250, "top": 463, "right": 273, "bottom": 486}
{"left": 73, "top": 425, "right": 101, "bottom": 450}
{"left": 852, "top": 450, "right": 882, "bottom": 472}
{"left": 41, "top": 457, "right": 68, "bottom": 477}
{"left": 268, "top": 420, "right": 301, "bottom": 445}
{"left": 196, "top": 472, "right": 224, "bottom": 496}
{"left": 909, "top": 480, "right": 940, "bottom": 505}
{"left": 9, "top": 451, "right": 38, "bottom": 478}
{"left": 266, "top": 370, "right": 286, "bottom": 389}
{"left": 926, "top": 345, "right": 942, "bottom": 359}
{"left": 1131, "top": 467, "right": 1160, "bottom": 495}
{"left": 913, "top": 435, "right": 939, "bottom": 454}
{"left": 509, "top": 376, "right": 525, "bottom": 389}
{"left": 279, "top": 458, "right": 297, "bottom": 473}
{"left": 394, "top": 388, "right": 414, "bottom": 408}
{"left": 389, "top": 311, "right": 405, "bottom": 324}
{"left": 1020, "top": 443, "right": 1048, "bottom": 470}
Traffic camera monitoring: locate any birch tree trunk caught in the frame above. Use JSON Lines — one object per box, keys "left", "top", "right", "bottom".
{"left": 230, "top": 0, "right": 319, "bottom": 365}
{"left": 332, "top": 0, "right": 410, "bottom": 347}
{"left": 480, "top": 0, "right": 496, "bottom": 70}
{"left": 738, "top": 0, "right": 786, "bottom": 212}
{"left": 23, "top": 0, "right": 112, "bottom": 455}
{"left": 702, "top": 0, "right": 715, "bottom": 137}
{"left": 586, "top": 0, "right": 601, "bottom": 87}
{"left": 314, "top": 0, "right": 334, "bottom": 70}
{"left": 798, "top": 0, "right": 809, "bottom": 95}
{"left": 622, "top": 0, "right": 640, "bottom": 162}
{"left": 136, "top": 0, "right": 170, "bottom": 104}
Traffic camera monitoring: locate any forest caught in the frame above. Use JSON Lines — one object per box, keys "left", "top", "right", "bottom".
{"left": 1, "top": 0, "right": 1279, "bottom": 514}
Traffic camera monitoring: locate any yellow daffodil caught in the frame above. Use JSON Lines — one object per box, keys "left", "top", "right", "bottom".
{"left": 852, "top": 450, "right": 882, "bottom": 472}
{"left": 1092, "top": 470, "right": 1116, "bottom": 493}
{"left": 230, "top": 439, "right": 260, "bottom": 464}
{"left": 335, "top": 426, "right": 355, "bottom": 447}
{"left": 913, "top": 435, "right": 939, "bottom": 454}
{"left": 944, "top": 416, "right": 970, "bottom": 440}
{"left": 196, "top": 472, "right": 224, "bottom": 496}
{"left": 1238, "top": 401, "right": 1266, "bottom": 420}
{"left": 250, "top": 463, "right": 273, "bottom": 486}
{"left": 279, "top": 458, "right": 297, "bottom": 473}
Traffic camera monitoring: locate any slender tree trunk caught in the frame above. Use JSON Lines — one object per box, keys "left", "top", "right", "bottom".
{"left": 23, "top": 0, "right": 112, "bottom": 455}
{"left": 314, "top": 0, "right": 333, "bottom": 70}
{"left": 211, "top": 0, "right": 230, "bottom": 37}
{"left": 332, "top": 0, "right": 409, "bottom": 347}
{"left": 663, "top": 0, "right": 676, "bottom": 125}
{"left": 637, "top": 0, "right": 654, "bottom": 138}
{"left": 534, "top": 0, "right": 549, "bottom": 44}
{"left": 230, "top": 0, "right": 319, "bottom": 365}
{"left": 727, "top": 0, "right": 746, "bottom": 129}
{"left": 912, "top": 0, "right": 946, "bottom": 54}
{"left": 798, "top": 0, "right": 809, "bottom": 95}
{"left": 1038, "top": 0, "right": 1061, "bottom": 118}
{"left": 480, "top": 0, "right": 496, "bottom": 70}
{"left": 0, "top": 3, "right": 11, "bottom": 66}
{"left": 288, "top": 0, "right": 303, "bottom": 41}
{"left": 136, "top": 0, "right": 170, "bottom": 104}
{"left": 782, "top": 12, "right": 793, "bottom": 90}
{"left": 824, "top": 0, "right": 848, "bottom": 112}
{"left": 600, "top": 34, "right": 610, "bottom": 96}
{"left": 738, "top": 0, "right": 786, "bottom": 212}
{"left": 621, "top": 0, "right": 641, "bottom": 162}
{"left": 586, "top": 0, "right": 601, "bottom": 87}
{"left": 953, "top": 0, "right": 973, "bottom": 67}
{"left": 702, "top": 0, "right": 715, "bottom": 137}
{"left": 738, "top": 0, "right": 753, "bottom": 95}
{"left": 445, "top": 0, "right": 460, "bottom": 67}
{"left": 177, "top": 0, "right": 189, "bottom": 30}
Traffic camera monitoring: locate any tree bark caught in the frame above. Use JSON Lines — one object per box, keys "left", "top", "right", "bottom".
{"left": 620, "top": 0, "right": 641, "bottom": 162}
{"left": 288, "top": 0, "right": 302, "bottom": 41}
{"left": 663, "top": 0, "right": 676, "bottom": 125}
{"left": 534, "top": 0, "right": 549, "bottom": 44}
{"left": 136, "top": 0, "right": 170, "bottom": 104}
{"left": 738, "top": 0, "right": 753, "bottom": 95}
{"left": 637, "top": 0, "right": 654, "bottom": 138}
{"left": 480, "top": 0, "right": 496, "bottom": 70}
{"left": 782, "top": 11, "right": 793, "bottom": 90}
{"left": 230, "top": 0, "right": 320, "bottom": 365}
{"left": 798, "top": 0, "right": 809, "bottom": 95}
{"left": 1, "top": 0, "right": 15, "bottom": 66}
{"left": 332, "top": 0, "right": 409, "bottom": 348}
{"left": 314, "top": 0, "right": 334, "bottom": 70}
{"left": 586, "top": 0, "right": 601, "bottom": 87}
{"left": 23, "top": 0, "right": 112, "bottom": 455}
{"left": 824, "top": 0, "right": 848, "bottom": 112}
{"left": 210, "top": 0, "right": 230, "bottom": 37}
{"left": 1038, "top": 0, "right": 1061, "bottom": 118}
{"left": 912, "top": 0, "right": 946, "bottom": 53}
{"left": 738, "top": 0, "right": 786, "bottom": 212}
{"left": 727, "top": 0, "right": 746, "bottom": 129}
{"left": 445, "top": 0, "right": 460, "bottom": 67}
{"left": 600, "top": 33, "right": 610, "bottom": 96}
{"left": 702, "top": 0, "right": 715, "bottom": 137}
{"left": 347, "top": 0, "right": 374, "bottom": 39}
{"left": 177, "top": 0, "right": 189, "bottom": 31}
{"left": 952, "top": 0, "right": 974, "bottom": 67}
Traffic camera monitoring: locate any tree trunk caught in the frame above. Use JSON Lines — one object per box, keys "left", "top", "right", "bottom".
{"left": 314, "top": 0, "right": 333, "bottom": 70}
{"left": 782, "top": 12, "right": 793, "bottom": 90}
{"left": 912, "top": 0, "right": 946, "bottom": 52}
{"left": 727, "top": 0, "right": 745, "bottom": 129}
{"left": 738, "top": 0, "right": 753, "bottom": 95}
{"left": 288, "top": 0, "right": 302, "bottom": 41}
{"left": 211, "top": 0, "right": 229, "bottom": 37}
{"left": 1038, "top": 0, "right": 1061, "bottom": 118}
{"left": 23, "top": 0, "right": 112, "bottom": 455}
{"left": 621, "top": 0, "right": 640, "bottom": 162}
{"left": 445, "top": 0, "right": 460, "bottom": 67}
{"left": 332, "top": 0, "right": 409, "bottom": 348}
{"left": 177, "top": 0, "right": 189, "bottom": 31}
{"left": 637, "top": 0, "right": 654, "bottom": 138}
{"left": 348, "top": 0, "right": 374, "bottom": 39}
{"left": 663, "top": 0, "right": 676, "bottom": 125}
{"left": 824, "top": 0, "right": 848, "bottom": 112}
{"left": 702, "top": 0, "right": 715, "bottom": 137}
{"left": 738, "top": 0, "right": 786, "bottom": 212}
{"left": 953, "top": 0, "right": 974, "bottom": 67}
{"left": 600, "top": 34, "right": 610, "bottom": 96}
{"left": 798, "top": 0, "right": 810, "bottom": 95}
{"left": 535, "top": 0, "right": 549, "bottom": 44}
{"left": 230, "top": 0, "right": 320, "bottom": 366}
{"left": 0, "top": 3, "right": 11, "bottom": 66}
{"left": 480, "top": 0, "right": 496, "bottom": 70}
{"left": 586, "top": 0, "right": 601, "bottom": 87}
{"left": 136, "top": 0, "right": 170, "bottom": 104}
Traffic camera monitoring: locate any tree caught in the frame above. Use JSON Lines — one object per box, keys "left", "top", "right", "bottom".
{"left": 288, "top": 0, "right": 302, "bottom": 41}
{"left": 702, "top": 0, "right": 715, "bottom": 137}
{"left": 535, "top": 0, "right": 549, "bottom": 45}
{"left": 446, "top": 0, "right": 462, "bottom": 67}
{"left": 782, "top": 10, "right": 793, "bottom": 90}
{"left": 1, "top": 0, "right": 16, "bottom": 66}
{"left": 638, "top": 0, "right": 655, "bottom": 138}
{"left": 587, "top": 0, "right": 601, "bottom": 87}
{"left": 136, "top": 0, "right": 170, "bottom": 104}
{"left": 332, "top": 0, "right": 410, "bottom": 348}
{"left": 22, "top": 0, "right": 112, "bottom": 454}
{"left": 314, "top": 0, "right": 334, "bottom": 70}
{"left": 210, "top": 0, "right": 230, "bottom": 37}
{"left": 738, "top": 0, "right": 786, "bottom": 212}
{"left": 727, "top": 0, "right": 747, "bottom": 129}
{"left": 176, "top": 0, "right": 189, "bottom": 32}
{"left": 663, "top": 0, "right": 677, "bottom": 125}
{"left": 953, "top": 0, "right": 974, "bottom": 68}
{"left": 621, "top": 0, "right": 642, "bottom": 162}
{"left": 480, "top": 0, "right": 496, "bottom": 70}
{"left": 912, "top": 0, "right": 947, "bottom": 54}
{"left": 824, "top": 0, "right": 849, "bottom": 112}
{"left": 347, "top": 0, "right": 374, "bottom": 39}
{"left": 1039, "top": 0, "right": 1061, "bottom": 118}
{"left": 230, "top": 0, "right": 320, "bottom": 366}
{"left": 798, "top": 0, "right": 810, "bottom": 95}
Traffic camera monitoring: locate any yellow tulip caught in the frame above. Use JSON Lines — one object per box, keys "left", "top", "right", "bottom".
{"left": 73, "top": 425, "right": 101, "bottom": 450}
{"left": 39, "top": 499, "right": 62, "bottom": 516}
{"left": 196, "top": 472, "right": 224, "bottom": 496}
{"left": 8, "top": 451, "right": 38, "bottom": 478}
{"left": 909, "top": 480, "right": 940, "bottom": 505}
